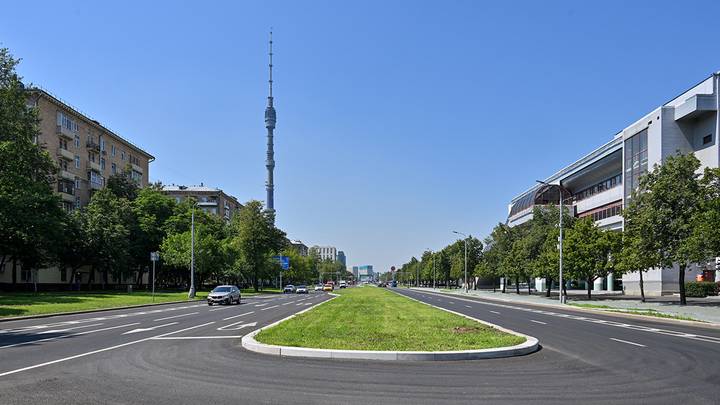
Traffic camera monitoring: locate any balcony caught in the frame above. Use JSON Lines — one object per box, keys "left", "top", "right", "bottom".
{"left": 57, "top": 147, "right": 74, "bottom": 161}
{"left": 59, "top": 191, "right": 75, "bottom": 203}
{"left": 130, "top": 163, "right": 143, "bottom": 173}
{"left": 88, "top": 161, "right": 101, "bottom": 172}
{"left": 59, "top": 170, "right": 75, "bottom": 181}
{"left": 197, "top": 200, "right": 218, "bottom": 207}
{"left": 89, "top": 181, "right": 103, "bottom": 190}
{"left": 56, "top": 125, "right": 75, "bottom": 140}
{"left": 575, "top": 186, "right": 623, "bottom": 215}
{"left": 86, "top": 140, "right": 100, "bottom": 152}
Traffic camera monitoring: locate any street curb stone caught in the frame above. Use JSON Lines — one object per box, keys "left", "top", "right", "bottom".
{"left": 242, "top": 289, "right": 539, "bottom": 361}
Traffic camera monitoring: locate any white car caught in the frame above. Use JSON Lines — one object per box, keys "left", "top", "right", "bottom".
{"left": 314, "top": 284, "right": 324, "bottom": 291}
{"left": 296, "top": 285, "right": 308, "bottom": 294}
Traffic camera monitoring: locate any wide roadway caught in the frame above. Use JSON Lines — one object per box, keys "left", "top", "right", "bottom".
{"left": 0, "top": 287, "right": 719, "bottom": 404}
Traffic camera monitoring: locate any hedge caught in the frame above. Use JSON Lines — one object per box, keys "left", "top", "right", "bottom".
{"left": 684, "top": 281, "right": 719, "bottom": 298}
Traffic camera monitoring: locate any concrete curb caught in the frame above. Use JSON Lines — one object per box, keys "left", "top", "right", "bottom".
{"left": 242, "top": 290, "right": 539, "bottom": 361}
{"left": 0, "top": 298, "right": 206, "bottom": 323}
{"left": 414, "top": 288, "right": 720, "bottom": 330}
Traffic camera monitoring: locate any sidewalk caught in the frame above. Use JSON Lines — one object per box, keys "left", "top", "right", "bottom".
{"left": 415, "top": 287, "right": 720, "bottom": 324}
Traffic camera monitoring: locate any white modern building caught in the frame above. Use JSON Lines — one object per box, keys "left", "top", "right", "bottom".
{"left": 310, "top": 246, "right": 338, "bottom": 262}
{"left": 508, "top": 72, "right": 719, "bottom": 296}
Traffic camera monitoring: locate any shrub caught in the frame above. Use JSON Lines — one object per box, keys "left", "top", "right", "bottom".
{"left": 685, "top": 281, "right": 718, "bottom": 298}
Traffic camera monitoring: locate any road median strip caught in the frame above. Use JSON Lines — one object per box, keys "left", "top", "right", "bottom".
{"left": 242, "top": 288, "right": 538, "bottom": 361}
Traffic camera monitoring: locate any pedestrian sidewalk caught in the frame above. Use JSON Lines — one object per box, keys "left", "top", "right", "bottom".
{"left": 414, "top": 287, "right": 720, "bottom": 325}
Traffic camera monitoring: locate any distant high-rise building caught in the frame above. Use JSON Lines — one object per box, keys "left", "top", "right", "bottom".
{"left": 337, "top": 251, "right": 347, "bottom": 268}
{"left": 355, "top": 265, "right": 374, "bottom": 282}
{"left": 290, "top": 240, "right": 309, "bottom": 256}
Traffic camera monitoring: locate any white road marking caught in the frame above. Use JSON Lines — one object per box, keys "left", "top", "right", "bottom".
{"left": 0, "top": 323, "right": 140, "bottom": 349}
{"left": 610, "top": 338, "right": 646, "bottom": 347}
{"left": 209, "top": 306, "right": 233, "bottom": 312}
{"left": 449, "top": 301, "right": 455, "bottom": 304}
{"left": 0, "top": 322, "right": 215, "bottom": 377}
{"left": 282, "top": 302, "right": 292, "bottom": 306}
{"left": 296, "top": 303, "right": 304, "bottom": 306}
{"left": 151, "top": 335, "right": 245, "bottom": 340}
{"left": 122, "top": 322, "right": 178, "bottom": 335}
{"left": 489, "top": 310, "right": 500, "bottom": 314}
{"left": 254, "top": 303, "right": 268, "bottom": 307}
{"left": 303, "top": 302, "right": 312, "bottom": 306}
{"left": 153, "top": 312, "right": 198, "bottom": 322}
{"left": 464, "top": 305, "right": 472, "bottom": 308}
{"left": 222, "top": 311, "right": 255, "bottom": 321}
{"left": 35, "top": 323, "right": 104, "bottom": 335}
{"left": 217, "top": 321, "right": 257, "bottom": 331}
{"left": 260, "top": 305, "right": 280, "bottom": 311}
{"left": 530, "top": 320, "right": 547, "bottom": 325}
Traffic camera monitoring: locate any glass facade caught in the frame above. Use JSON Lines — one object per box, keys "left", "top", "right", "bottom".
{"left": 624, "top": 129, "right": 648, "bottom": 201}
{"left": 574, "top": 174, "right": 622, "bottom": 202}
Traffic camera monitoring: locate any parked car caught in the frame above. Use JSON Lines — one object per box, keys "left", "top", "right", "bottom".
{"left": 314, "top": 284, "right": 324, "bottom": 291}
{"left": 283, "top": 285, "right": 295, "bottom": 294}
{"left": 339, "top": 280, "right": 347, "bottom": 289}
{"left": 296, "top": 285, "right": 308, "bottom": 294}
{"left": 323, "top": 283, "right": 334, "bottom": 292}
{"left": 207, "top": 285, "right": 241, "bottom": 306}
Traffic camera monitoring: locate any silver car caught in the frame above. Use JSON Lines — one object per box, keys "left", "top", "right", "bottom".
{"left": 207, "top": 285, "right": 241, "bottom": 305}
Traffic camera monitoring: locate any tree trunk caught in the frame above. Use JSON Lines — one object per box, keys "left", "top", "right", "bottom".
{"left": 501, "top": 277, "right": 506, "bottom": 293}
{"left": 587, "top": 277, "right": 592, "bottom": 300}
{"left": 639, "top": 270, "right": 645, "bottom": 303}
{"left": 562, "top": 283, "right": 567, "bottom": 300}
{"left": 515, "top": 277, "right": 520, "bottom": 294}
{"left": 11, "top": 258, "right": 17, "bottom": 289}
{"left": 527, "top": 278, "right": 532, "bottom": 295}
{"left": 546, "top": 278, "right": 552, "bottom": 297}
{"left": 679, "top": 263, "right": 687, "bottom": 305}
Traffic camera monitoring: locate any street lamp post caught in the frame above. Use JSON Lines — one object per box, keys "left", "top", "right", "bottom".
{"left": 188, "top": 206, "right": 196, "bottom": 299}
{"left": 536, "top": 180, "right": 570, "bottom": 304}
{"left": 427, "top": 248, "right": 436, "bottom": 289}
{"left": 453, "top": 231, "right": 469, "bottom": 293}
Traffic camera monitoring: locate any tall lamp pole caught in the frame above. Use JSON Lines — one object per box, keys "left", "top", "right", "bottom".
{"left": 536, "top": 180, "right": 570, "bottom": 304}
{"left": 453, "top": 231, "right": 469, "bottom": 293}
{"left": 427, "top": 248, "right": 436, "bottom": 289}
{"left": 188, "top": 206, "right": 196, "bottom": 299}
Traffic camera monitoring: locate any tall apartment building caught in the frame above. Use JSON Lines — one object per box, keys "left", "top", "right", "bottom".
{"left": 337, "top": 251, "right": 347, "bottom": 269}
{"left": 27, "top": 88, "right": 153, "bottom": 211}
{"left": 161, "top": 184, "right": 242, "bottom": 222}
{"left": 507, "top": 72, "right": 720, "bottom": 296}
{"left": 310, "top": 246, "right": 337, "bottom": 261}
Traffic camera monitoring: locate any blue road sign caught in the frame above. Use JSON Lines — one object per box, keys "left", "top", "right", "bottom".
{"left": 273, "top": 256, "right": 290, "bottom": 270}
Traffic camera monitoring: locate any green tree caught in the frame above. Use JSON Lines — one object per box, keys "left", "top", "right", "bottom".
{"left": 0, "top": 48, "right": 66, "bottom": 289}
{"left": 623, "top": 153, "right": 703, "bottom": 305}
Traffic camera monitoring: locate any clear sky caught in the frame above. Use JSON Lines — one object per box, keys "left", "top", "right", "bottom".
{"left": 3, "top": 1, "right": 720, "bottom": 273}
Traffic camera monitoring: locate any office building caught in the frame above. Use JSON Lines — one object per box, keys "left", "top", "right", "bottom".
{"left": 507, "top": 72, "right": 719, "bottom": 296}
{"left": 310, "top": 246, "right": 337, "bottom": 261}
{"left": 354, "top": 265, "right": 374, "bottom": 283}
{"left": 162, "top": 184, "right": 242, "bottom": 222}
{"left": 337, "top": 251, "right": 347, "bottom": 268}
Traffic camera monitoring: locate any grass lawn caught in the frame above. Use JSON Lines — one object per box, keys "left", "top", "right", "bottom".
{"left": 256, "top": 287, "right": 525, "bottom": 351}
{"left": 0, "top": 290, "right": 209, "bottom": 318}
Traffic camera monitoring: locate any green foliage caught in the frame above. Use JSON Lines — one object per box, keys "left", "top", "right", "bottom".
{"left": 684, "top": 281, "right": 719, "bottom": 298}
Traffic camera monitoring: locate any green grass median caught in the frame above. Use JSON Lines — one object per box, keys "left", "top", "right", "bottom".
{"left": 256, "top": 287, "right": 525, "bottom": 351}
{"left": 0, "top": 290, "right": 210, "bottom": 318}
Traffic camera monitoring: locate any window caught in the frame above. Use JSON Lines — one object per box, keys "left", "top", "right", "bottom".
{"left": 59, "top": 139, "right": 68, "bottom": 150}
{"left": 100, "top": 157, "right": 106, "bottom": 170}
{"left": 60, "top": 268, "right": 67, "bottom": 282}
{"left": 75, "top": 197, "right": 81, "bottom": 209}
{"left": 75, "top": 155, "right": 80, "bottom": 169}
{"left": 74, "top": 135, "right": 80, "bottom": 148}
{"left": 21, "top": 268, "right": 31, "bottom": 282}
{"left": 99, "top": 135, "right": 105, "bottom": 152}
{"left": 624, "top": 129, "right": 648, "bottom": 201}
{"left": 111, "top": 163, "right": 117, "bottom": 174}
{"left": 56, "top": 112, "right": 79, "bottom": 133}
{"left": 111, "top": 144, "right": 116, "bottom": 156}
{"left": 75, "top": 178, "right": 80, "bottom": 190}
{"left": 703, "top": 134, "right": 713, "bottom": 145}
{"left": 121, "top": 150, "right": 125, "bottom": 161}
{"left": 59, "top": 159, "right": 68, "bottom": 170}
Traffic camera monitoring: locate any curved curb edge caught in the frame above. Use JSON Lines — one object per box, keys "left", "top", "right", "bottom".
{"left": 241, "top": 289, "right": 539, "bottom": 361}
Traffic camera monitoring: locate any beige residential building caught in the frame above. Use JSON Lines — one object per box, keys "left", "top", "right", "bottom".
{"left": 27, "top": 87, "right": 154, "bottom": 211}
{"left": 162, "top": 184, "right": 243, "bottom": 222}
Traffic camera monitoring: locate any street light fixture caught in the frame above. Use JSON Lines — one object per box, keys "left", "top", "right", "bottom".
{"left": 452, "top": 231, "right": 469, "bottom": 293}
{"left": 535, "top": 180, "right": 571, "bottom": 304}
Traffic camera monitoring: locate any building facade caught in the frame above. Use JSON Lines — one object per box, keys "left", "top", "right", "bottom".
{"left": 289, "top": 240, "right": 309, "bottom": 256}
{"left": 354, "top": 265, "right": 374, "bottom": 282}
{"left": 310, "top": 246, "right": 337, "bottom": 262}
{"left": 337, "top": 251, "right": 347, "bottom": 269}
{"left": 162, "top": 185, "right": 242, "bottom": 222}
{"left": 507, "top": 72, "right": 720, "bottom": 296}
{"left": 28, "top": 88, "right": 154, "bottom": 211}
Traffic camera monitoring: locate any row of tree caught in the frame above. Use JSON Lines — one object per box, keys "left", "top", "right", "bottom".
{"left": 398, "top": 153, "right": 720, "bottom": 305}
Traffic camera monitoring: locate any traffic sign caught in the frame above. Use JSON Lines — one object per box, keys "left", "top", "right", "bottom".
{"left": 273, "top": 255, "right": 290, "bottom": 270}
{"left": 150, "top": 251, "right": 160, "bottom": 261}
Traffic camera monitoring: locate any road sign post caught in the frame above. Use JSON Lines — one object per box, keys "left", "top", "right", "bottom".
{"left": 150, "top": 251, "right": 159, "bottom": 302}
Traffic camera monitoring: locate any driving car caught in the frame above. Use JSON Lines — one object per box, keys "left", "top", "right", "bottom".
{"left": 295, "top": 285, "right": 308, "bottom": 294}
{"left": 338, "top": 280, "right": 347, "bottom": 289}
{"left": 314, "top": 284, "right": 324, "bottom": 291}
{"left": 323, "top": 283, "right": 334, "bottom": 292}
{"left": 207, "top": 285, "right": 241, "bottom": 306}
{"left": 283, "top": 284, "right": 295, "bottom": 294}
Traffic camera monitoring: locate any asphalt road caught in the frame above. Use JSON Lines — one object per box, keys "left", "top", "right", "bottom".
{"left": 1, "top": 287, "right": 719, "bottom": 404}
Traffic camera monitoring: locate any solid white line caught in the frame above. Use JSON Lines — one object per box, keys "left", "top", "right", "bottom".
{"left": 254, "top": 303, "right": 268, "bottom": 307}
{"left": 0, "top": 322, "right": 215, "bottom": 378}
{"left": 282, "top": 302, "right": 292, "bottom": 306}
{"left": 152, "top": 336, "right": 244, "bottom": 340}
{"left": 530, "top": 320, "right": 547, "bottom": 325}
{"left": 35, "top": 323, "right": 104, "bottom": 335}
{"left": 0, "top": 323, "right": 141, "bottom": 349}
{"left": 153, "top": 312, "right": 198, "bottom": 322}
{"left": 260, "top": 305, "right": 280, "bottom": 311}
{"left": 489, "top": 310, "right": 500, "bottom": 314}
{"left": 464, "top": 305, "right": 472, "bottom": 308}
{"left": 222, "top": 311, "right": 254, "bottom": 321}
{"left": 610, "top": 337, "right": 646, "bottom": 347}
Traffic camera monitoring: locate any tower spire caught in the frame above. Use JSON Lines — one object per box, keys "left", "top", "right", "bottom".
{"left": 264, "top": 30, "right": 276, "bottom": 220}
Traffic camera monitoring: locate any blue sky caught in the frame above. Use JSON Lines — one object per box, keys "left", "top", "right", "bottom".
{"left": 3, "top": 1, "right": 719, "bottom": 273}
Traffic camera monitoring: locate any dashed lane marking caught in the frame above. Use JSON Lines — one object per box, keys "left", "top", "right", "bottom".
{"left": 530, "top": 320, "right": 547, "bottom": 325}
{"left": 260, "top": 305, "right": 280, "bottom": 311}
{"left": 610, "top": 338, "right": 646, "bottom": 347}
{"left": 0, "top": 323, "right": 141, "bottom": 350}
{"left": 153, "top": 312, "right": 199, "bottom": 322}
{"left": 222, "top": 311, "right": 254, "bottom": 321}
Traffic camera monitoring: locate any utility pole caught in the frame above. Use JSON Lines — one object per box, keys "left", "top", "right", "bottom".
{"left": 188, "top": 207, "right": 196, "bottom": 299}
{"left": 536, "top": 180, "right": 569, "bottom": 304}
